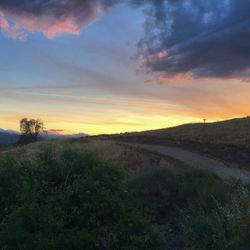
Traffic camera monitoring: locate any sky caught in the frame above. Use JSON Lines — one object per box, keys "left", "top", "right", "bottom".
{"left": 0, "top": 0, "right": 250, "bottom": 135}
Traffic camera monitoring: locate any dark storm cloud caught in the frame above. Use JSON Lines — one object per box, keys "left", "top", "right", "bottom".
{"left": 0, "top": 0, "right": 116, "bottom": 19}
{"left": 135, "top": 0, "right": 250, "bottom": 78}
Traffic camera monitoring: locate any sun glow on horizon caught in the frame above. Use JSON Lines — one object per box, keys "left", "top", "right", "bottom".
{"left": 0, "top": 1, "right": 250, "bottom": 137}
{"left": 1, "top": 113, "right": 244, "bottom": 136}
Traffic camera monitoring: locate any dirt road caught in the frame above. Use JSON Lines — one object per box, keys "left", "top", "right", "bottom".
{"left": 119, "top": 142, "right": 250, "bottom": 182}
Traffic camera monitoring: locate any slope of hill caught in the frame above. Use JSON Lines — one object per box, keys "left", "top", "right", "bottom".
{"left": 143, "top": 117, "right": 250, "bottom": 147}
{"left": 114, "top": 117, "right": 250, "bottom": 146}
{"left": 0, "top": 140, "right": 249, "bottom": 249}
{"left": 108, "top": 117, "right": 250, "bottom": 168}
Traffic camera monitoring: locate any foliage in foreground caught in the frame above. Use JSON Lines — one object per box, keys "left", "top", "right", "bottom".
{"left": 0, "top": 147, "right": 161, "bottom": 250}
{"left": 1, "top": 142, "right": 250, "bottom": 250}
{"left": 129, "top": 169, "right": 250, "bottom": 250}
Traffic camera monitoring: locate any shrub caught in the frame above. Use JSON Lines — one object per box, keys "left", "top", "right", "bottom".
{"left": 129, "top": 169, "right": 250, "bottom": 249}
{"left": 180, "top": 183, "right": 250, "bottom": 250}
{"left": 0, "top": 147, "right": 162, "bottom": 250}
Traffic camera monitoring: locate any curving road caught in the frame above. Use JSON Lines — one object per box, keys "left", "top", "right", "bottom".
{"left": 119, "top": 142, "right": 250, "bottom": 182}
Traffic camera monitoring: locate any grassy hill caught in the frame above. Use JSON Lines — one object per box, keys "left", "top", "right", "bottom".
{"left": 0, "top": 139, "right": 250, "bottom": 249}
{"left": 107, "top": 117, "right": 250, "bottom": 168}
{"left": 141, "top": 117, "right": 250, "bottom": 146}
{"left": 1, "top": 140, "right": 250, "bottom": 249}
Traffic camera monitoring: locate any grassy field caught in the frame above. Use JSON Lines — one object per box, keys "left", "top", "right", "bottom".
{"left": 1, "top": 140, "right": 250, "bottom": 249}
{"left": 6, "top": 140, "right": 184, "bottom": 179}
{"left": 106, "top": 117, "right": 250, "bottom": 169}
{"left": 141, "top": 117, "right": 250, "bottom": 146}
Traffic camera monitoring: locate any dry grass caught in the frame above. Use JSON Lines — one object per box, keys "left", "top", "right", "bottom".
{"left": 3, "top": 140, "right": 184, "bottom": 179}
{"left": 113, "top": 117, "right": 250, "bottom": 148}
{"left": 144, "top": 117, "right": 250, "bottom": 147}
{"left": 108, "top": 117, "right": 250, "bottom": 168}
{"left": 77, "top": 141, "right": 184, "bottom": 177}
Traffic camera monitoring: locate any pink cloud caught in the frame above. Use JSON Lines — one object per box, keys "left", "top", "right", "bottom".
{"left": 45, "top": 19, "right": 80, "bottom": 39}
{"left": 139, "top": 50, "right": 168, "bottom": 67}
{"left": 0, "top": 12, "right": 9, "bottom": 31}
{"left": 0, "top": 3, "right": 102, "bottom": 40}
{"left": 157, "top": 51, "right": 168, "bottom": 59}
{"left": 6, "top": 15, "right": 81, "bottom": 40}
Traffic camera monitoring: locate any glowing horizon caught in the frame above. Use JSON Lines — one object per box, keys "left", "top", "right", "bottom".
{"left": 1, "top": 1, "right": 250, "bottom": 135}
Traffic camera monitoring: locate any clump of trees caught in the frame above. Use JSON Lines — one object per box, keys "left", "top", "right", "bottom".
{"left": 18, "top": 118, "right": 45, "bottom": 145}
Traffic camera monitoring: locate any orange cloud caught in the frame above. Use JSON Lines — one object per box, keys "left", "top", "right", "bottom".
{"left": 47, "top": 129, "right": 65, "bottom": 135}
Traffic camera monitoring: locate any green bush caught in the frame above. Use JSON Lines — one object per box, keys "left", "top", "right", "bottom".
{"left": 180, "top": 182, "right": 250, "bottom": 250}
{"left": 129, "top": 169, "right": 250, "bottom": 250}
{"left": 2, "top": 144, "right": 249, "bottom": 250}
{"left": 0, "top": 147, "right": 162, "bottom": 250}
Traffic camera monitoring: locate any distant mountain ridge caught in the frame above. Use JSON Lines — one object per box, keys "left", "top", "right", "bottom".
{"left": 43, "top": 133, "right": 88, "bottom": 139}
{"left": 0, "top": 129, "right": 19, "bottom": 134}
{"left": 0, "top": 129, "right": 87, "bottom": 145}
{"left": 0, "top": 131, "right": 20, "bottom": 145}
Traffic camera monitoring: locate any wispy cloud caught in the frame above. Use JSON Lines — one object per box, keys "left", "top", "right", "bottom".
{"left": 47, "top": 129, "right": 65, "bottom": 134}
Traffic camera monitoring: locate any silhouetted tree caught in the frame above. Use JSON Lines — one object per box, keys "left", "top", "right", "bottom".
{"left": 18, "top": 118, "right": 45, "bottom": 144}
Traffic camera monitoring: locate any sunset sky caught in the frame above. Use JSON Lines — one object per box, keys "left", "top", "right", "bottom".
{"left": 0, "top": 0, "right": 250, "bottom": 135}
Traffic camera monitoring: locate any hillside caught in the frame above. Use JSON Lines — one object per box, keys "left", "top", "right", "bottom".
{"left": 107, "top": 117, "right": 250, "bottom": 168}
{"left": 0, "top": 139, "right": 249, "bottom": 249}
{"left": 142, "top": 117, "right": 250, "bottom": 146}
{"left": 113, "top": 117, "right": 250, "bottom": 146}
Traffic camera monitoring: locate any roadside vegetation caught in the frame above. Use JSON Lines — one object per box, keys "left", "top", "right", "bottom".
{"left": 0, "top": 141, "right": 249, "bottom": 249}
